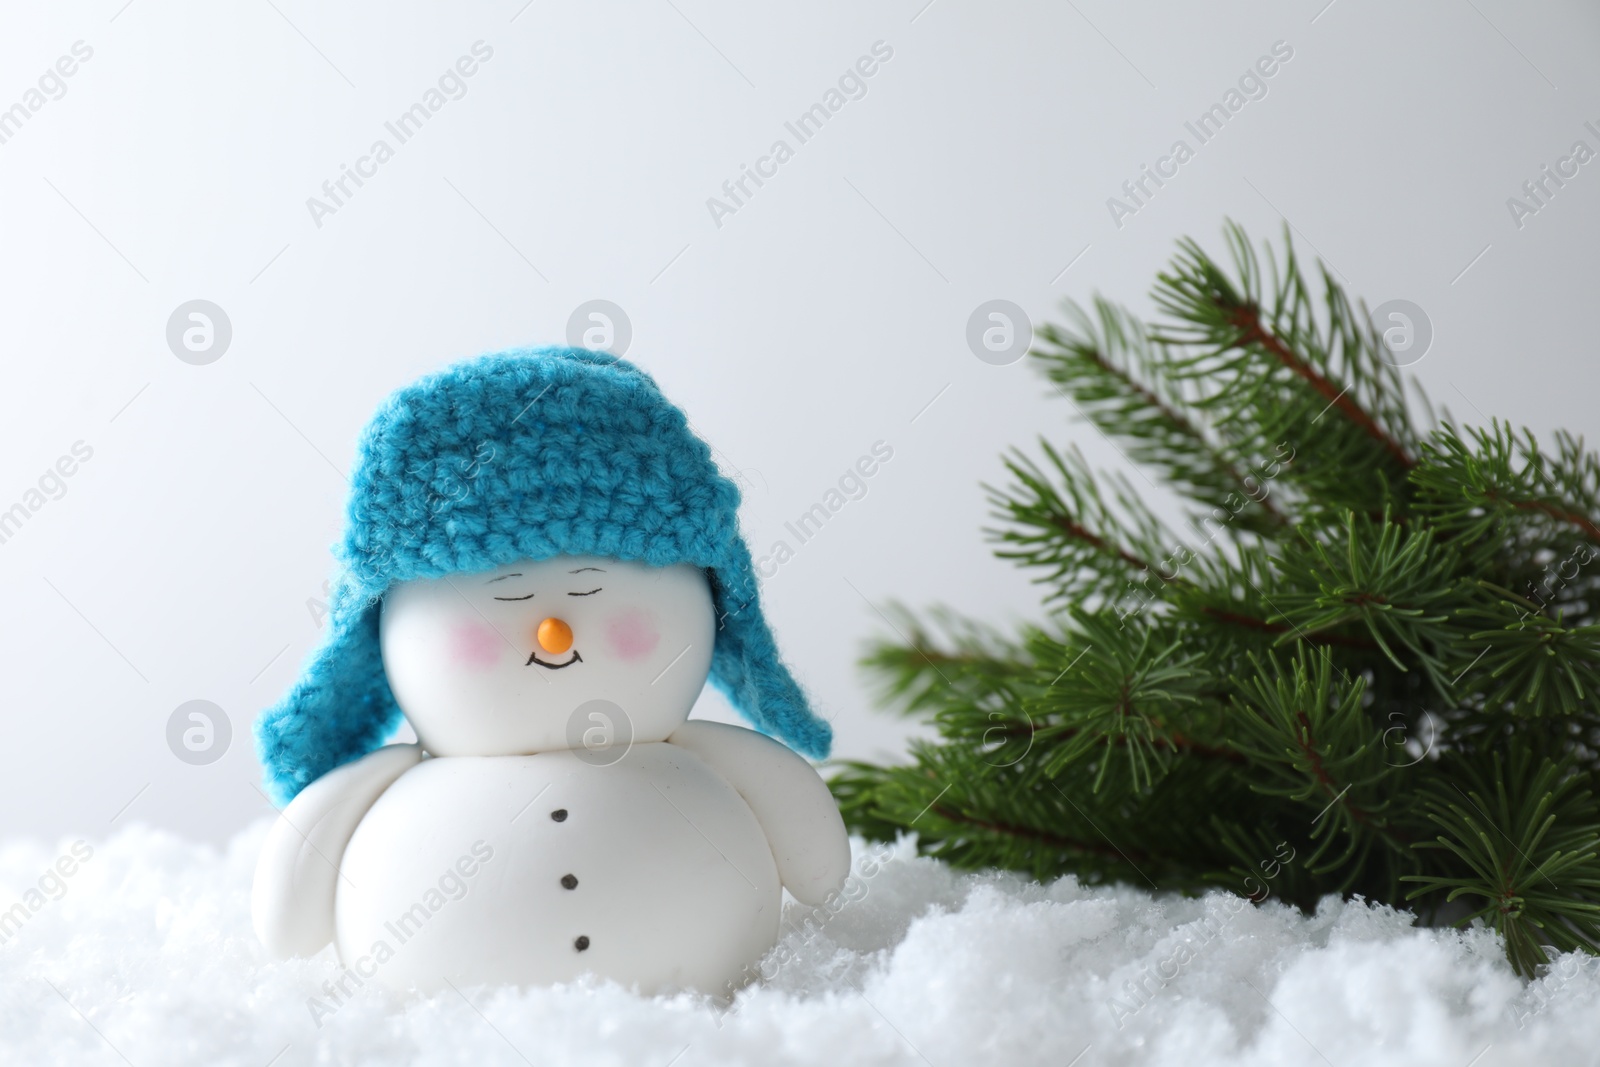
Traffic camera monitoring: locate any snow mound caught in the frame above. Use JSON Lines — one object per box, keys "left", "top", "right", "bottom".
{"left": 0, "top": 821, "right": 1595, "bottom": 1066}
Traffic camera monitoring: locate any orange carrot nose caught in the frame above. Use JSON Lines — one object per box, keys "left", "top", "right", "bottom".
{"left": 537, "top": 617, "right": 573, "bottom": 654}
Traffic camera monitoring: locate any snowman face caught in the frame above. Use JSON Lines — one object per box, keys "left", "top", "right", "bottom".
{"left": 379, "top": 556, "right": 716, "bottom": 757}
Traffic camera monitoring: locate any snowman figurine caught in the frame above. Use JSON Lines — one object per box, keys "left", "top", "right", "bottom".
{"left": 251, "top": 348, "right": 849, "bottom": 995}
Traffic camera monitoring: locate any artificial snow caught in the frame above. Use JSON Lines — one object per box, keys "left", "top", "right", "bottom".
{"left": 0, "top": 821, "right": 1596, "bottom": 1066}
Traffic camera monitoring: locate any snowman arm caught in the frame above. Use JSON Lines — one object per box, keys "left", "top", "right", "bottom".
{"left": 668, "top": 720, "right": 850, "bottom": 906}
{"left": 251, "top": 742, "right": 422, "bottom": 958}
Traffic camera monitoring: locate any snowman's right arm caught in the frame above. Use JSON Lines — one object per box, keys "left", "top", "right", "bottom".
{"left": 251, "top": 743, "right": 422, "bottom": 959}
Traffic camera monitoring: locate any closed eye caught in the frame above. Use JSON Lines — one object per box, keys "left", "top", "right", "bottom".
{"left": 493, "top": 593, "right": 536, "bottom": 601}
{"left": 567, "top": 588, "right": 602, "bottom": 597}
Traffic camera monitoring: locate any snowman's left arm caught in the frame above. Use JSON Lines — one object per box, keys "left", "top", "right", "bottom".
{"left": 668, "top": 720, "right": 850, "bottom": 905}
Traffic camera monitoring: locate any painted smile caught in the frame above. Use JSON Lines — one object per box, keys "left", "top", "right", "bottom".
{"left": 526, "top": 649, "right": 584, "bottom": 669}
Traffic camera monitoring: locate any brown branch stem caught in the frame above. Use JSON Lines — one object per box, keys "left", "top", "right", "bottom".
{"left": 1200, "top": 606, "right": 1379, "bottom": 650}
{"left": 1229, "top": 306, "right": 1414, "bottom": 470}
{"left": 929, "top": 804, "right": 1154, "bottom": 866}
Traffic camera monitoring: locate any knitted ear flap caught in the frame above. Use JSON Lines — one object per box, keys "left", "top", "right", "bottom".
{"left": 707, "top": 618, "right": 831, "bottom": 759}
{"left": 703, "top": 547, "right": 832, "bottom": 759}
{"left": 254, "top": 578, "right": 403, "bottom": 806}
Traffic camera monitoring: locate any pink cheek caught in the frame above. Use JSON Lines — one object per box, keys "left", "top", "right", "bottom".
{"left": 604, "top": 610, "right": 660, "bottom": 662}
{"left": 448, "top": 620, "right": 503, "bottom": 668}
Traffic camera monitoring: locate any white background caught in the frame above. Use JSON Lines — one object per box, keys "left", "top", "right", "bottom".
{"left": 0, "top": 0, "right": 1595, "bottom": 842}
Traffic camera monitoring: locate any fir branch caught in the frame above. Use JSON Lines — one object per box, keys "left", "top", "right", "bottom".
{"left": 987, "top": 440, "right": 1197, "bottom": 609}
{"left": 927, "top": 804, "right": 1152, "bottom": 865}
{"left": 1270, "top": 511, "right": 1465, "bottom": 694}
{"left": 1151, "top": 222, "right": 1418, "bottom": 516}
{"left": 857, "top": 606, "right": 1036, "bottom": 726}
{"left": 1226, "top": 648, "right": 1410, "bottom": 874}
{"left": 1227, "top": 302, "right": 1413, "bottom": 471}
{"left": 1414, "top": 419, "right": 1600, "bottom": 549}
{"left": 1024, "top": 611, "right": 1211, "bottom": 791}
{"left": 1456, "top": 586, "right": 1600, "bottom": 717}
{"left": 1033, "top": 297, "right": 1288, "bottom": 531}
{"left": 1194, "top": 605, "right": 1380, "bottom": 650}
{"left": 1405, "top": 751, "right": 1600, "bottom": 976}
{"left": 834, "top": 222, "right": 1600, "bottom": 979}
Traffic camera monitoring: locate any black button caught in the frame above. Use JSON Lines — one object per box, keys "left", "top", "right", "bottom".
{"left": 574, "top": 935, "right": 590, "bottom": 952}
{"left": 551, "top": 809, "right": 568, "bottom": 822}
{"left": 561, "top": 874, "right": 578, "bottom": 890}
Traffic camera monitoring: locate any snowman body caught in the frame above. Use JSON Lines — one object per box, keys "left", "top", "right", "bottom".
{"left": 253, "top": 555, "right": 849, "bottom": 996}
{"left": 336, "top": 745, "right": 780, "bottom": 993}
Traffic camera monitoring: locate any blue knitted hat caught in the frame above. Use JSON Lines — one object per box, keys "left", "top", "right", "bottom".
{"left": 255, "top": 346, "right": 828, "bottom": 804}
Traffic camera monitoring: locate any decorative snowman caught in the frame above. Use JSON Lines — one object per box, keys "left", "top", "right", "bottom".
{"left": 251, "top": 348, "right": 849, "bottom": 995}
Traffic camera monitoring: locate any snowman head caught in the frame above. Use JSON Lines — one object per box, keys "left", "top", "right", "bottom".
{"left": 380, "top": 555, "right": 715, "bottom": 755}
